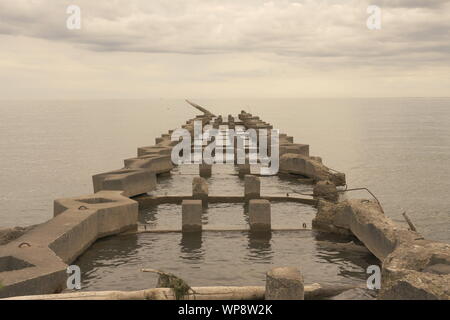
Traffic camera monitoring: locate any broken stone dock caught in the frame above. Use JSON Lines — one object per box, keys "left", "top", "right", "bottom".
{"left": 1, "top": 101, "right": 449, "bottom": 300}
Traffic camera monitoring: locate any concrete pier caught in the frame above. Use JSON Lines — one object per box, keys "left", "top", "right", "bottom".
{"left": 182, "top": 200, "right": 202, "bottom": 233}
{"left": 5, "top": 103, "right": 449, "bottom": 300}
{"left": 249, "top": 199, "right": 271, "bottom": 232}
{"left": 199, "top": 163, "right": 212, "bottom": 178}
{"left": 265, "top": 267, "right": 304, "bottom": 300}
{"left": 192, "top": 177, "right": 208, "bottom": 207}
{"left": 244, "top": 175, "right": 260, "bottom": 200}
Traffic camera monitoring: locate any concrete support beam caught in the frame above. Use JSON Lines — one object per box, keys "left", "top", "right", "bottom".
{"left": 199, "top": 163, "right": 212, "bottom": 178}
{"left": 249, "top": 199, "right": 271, "bottom": 232}
{"left": 192, "top": 177, "right": 208, "bottom": 207}
{"left": 238, "top": 164, "right": 251, "bottom": 178}
{"left": 265, "top": 267, "right": 304, "bottom": 300}
{"left": 182, "top": 200, "right": 202, "bottom": 233}
{"left": 245, "top": 175, "right": 260, "bottom": 200}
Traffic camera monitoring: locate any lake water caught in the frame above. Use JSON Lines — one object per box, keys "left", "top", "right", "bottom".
{"left": 1, "top": 98, "right": 448, "bottom": 242}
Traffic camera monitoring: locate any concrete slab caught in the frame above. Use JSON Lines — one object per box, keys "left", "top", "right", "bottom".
{"left": 92, "top": 168, "right": 156, "bottom": 197}
{"left": 124, "top": 155, "right": 173, "bottom": 175}
{"left": 0, "top": 191, "right": 138, "bottom": 298}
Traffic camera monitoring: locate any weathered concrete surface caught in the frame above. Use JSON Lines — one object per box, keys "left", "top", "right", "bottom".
{"left": 182, "top": 200, "right": 202, "bottom": 233}
{"left": 313, "top": 199, "right": 450, "bottom": 299}
{"left": 249, "top": 199, "right": 271, "bottom": 232}
{"left": 244, "top": 175, "right": 260, "bottom": 200}
{"left": 0, "top": 191, "right": 138, "bottom": 298}
{"left": 199, "top": 163, "right": 212, "bottom": 178}
{"left": 380, "top": 240, "right": 450, "bottom": 300}
{"left": 313, "top": 180, "right": 338, "bottom": 202}
{"left": 313, "top": 199, "right": 418, "bottom": 260}
{"left": 280, "top": 153, "right": 346, "bottom": 186}
{"left": 265, "top": 267, "right": 304, "bottom": 300}
{"left": 124, "top": 154, "right": 173, "bottom": 175}
{"left": 238, "top": 164, "right": 251, "bottom": 178}
{"left": 0, "top": 226, "right": 37, "bottom": 246}
{"left": 92, "top": 168, "right": 156, "bottom": 197}
{"left": 192, "top": 177, "right": 208, "bottom": 207}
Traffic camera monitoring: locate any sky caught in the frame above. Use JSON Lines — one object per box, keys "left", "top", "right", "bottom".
{"left": 0, "top": 0, "right": 449, "bottom": 99}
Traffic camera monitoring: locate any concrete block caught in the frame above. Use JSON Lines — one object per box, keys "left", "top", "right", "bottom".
{"left": 92, "top": 168, "right": 156, "bottom": 197}
{"left": 380, "top": 240, "right": 450, "bottom": 300}
{"left": 137, "top": 146, "right": 172, "bottom": 157}
{"left": 0, "top": 191, "right": 138, "bottom": 298}
{"left": 245, "top": 175, "right": 260, "bottom": 200}
{"left": 266, "top": 267, "right": 304, "bottom": 300}
{"left": 249, "top": 199, "right": 271, "bottom": 232}
{"left": 238, "top": 164, "right": 251, "bottom": 177}
{"left": 192, "top": 177, "right": 208, "bottom": 207}
{"left": 182, "top": 200, "right": 202, "bottom": 233}
{"left": 279, "top": 144, "right": 310, "bottom": 157}
{"left": 199, "top": 163, "right": 212, "bottom": 178}
{"left": 124, "top": 155, "right": 173, "bottom": 175}
{"left": 279, "top": 153, "right": 346, "bottom": 186}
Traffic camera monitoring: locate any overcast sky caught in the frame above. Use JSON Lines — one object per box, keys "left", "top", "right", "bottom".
{"left": 0, "top": 0, "right": 449, "bottom": 99}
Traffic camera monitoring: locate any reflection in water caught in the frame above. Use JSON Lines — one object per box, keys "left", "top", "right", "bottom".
{"left": 76, "top": 232, "right": 375, "bottom": 291}
{"left": 179, "top": 232, "right": 204, "bottom": 262}
{"left": 312, "top": 232, "right": 379, "bottom": 282}
{"left": 246, "top": 231, "right": 273, "bottom": 263}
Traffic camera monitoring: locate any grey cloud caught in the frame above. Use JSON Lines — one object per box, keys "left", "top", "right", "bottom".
{"left": 0, "top": 0, "right": 449, "bottom": 68}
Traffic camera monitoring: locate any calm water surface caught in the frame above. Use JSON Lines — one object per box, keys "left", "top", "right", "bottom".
{"left": 0, "top": 98, "right": 449, "bottom": 290}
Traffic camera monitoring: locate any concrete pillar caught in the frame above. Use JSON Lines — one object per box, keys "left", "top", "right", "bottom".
{"left": 192, "top": 177, "right": 208, "bottom": 207}
{"left": 182, "top": 200, "right": 202, "bottom": 233}
{"left": 238, "top": 164, "right": 251, "bottom": 177}
{"left": 199, "top": 163, "right": 212, "bottom": 178}
{"left": 249, "top": 199, "right": 271, "bottom": 232}
{"left": 265, "top": 267, "right": 304, "bottom": 300}
{"left": 245, "top": 175, "right": 260, "bottom": 200}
